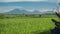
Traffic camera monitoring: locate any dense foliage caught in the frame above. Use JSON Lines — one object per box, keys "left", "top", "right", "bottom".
{"left": 0, "top": 14, "right": 58, "bottom": 34}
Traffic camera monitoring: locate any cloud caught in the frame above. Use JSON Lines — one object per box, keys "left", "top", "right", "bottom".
{"left": 0, "top": 3, "right": 59, "bottom": 13}
{"left": 47, "top": 0, "right": 60, "bottom": 2}
{"left": 0, "top": 6, "right": 23, "bottom": 13}
{"left": 0, "top": 9, "right": 14, "bottom": 13}
{"left": 0, "top": 0, "right": 47, "bottom": 2}
{"left": 39, "top": 8, "right": 54, "bottom": 13}
{"left": 26, "top": 9, "right": 35, "bottom": 12}
{"left": 0, "top": 0, "right": 60, "bottom": 3}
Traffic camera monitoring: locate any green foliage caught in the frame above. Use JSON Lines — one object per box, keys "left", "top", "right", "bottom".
{"left": 0, "top": 14, "right": 5, "bottom": 19}
{"left": 0, "top": 14, "right": 58, "bottom": 34}
{"left": 0, "top": 14, "right": 57, "bottom": 19}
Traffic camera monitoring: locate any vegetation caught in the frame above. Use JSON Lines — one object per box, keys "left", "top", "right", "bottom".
{"left": 0, "top": 14, "right": 59, "bottom": 34}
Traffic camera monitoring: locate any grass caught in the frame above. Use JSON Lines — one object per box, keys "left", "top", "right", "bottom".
{"left": 0, "top": 15, "right": 59, "bottom": 34}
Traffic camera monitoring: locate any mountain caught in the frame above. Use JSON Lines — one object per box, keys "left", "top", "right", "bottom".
{"left": 5, "top": 8, "right": 29, "bottom": 14}
{"left": 5, "top": 8, "right": 41, "bottom": 14}
{"left": 0, "top": 2, "right": 57, "bottom": 13}
{"left": 44, "top": 11, "right": 55, "bottom": 14}
{"left": 5, "top": 8, "right": 55, "bottom": 14}
{"left": 31, "top": 10, "right": 41, "bottom": 14}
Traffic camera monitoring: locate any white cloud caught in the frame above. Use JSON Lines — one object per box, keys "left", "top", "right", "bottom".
{"left": 0, "top": 8, "right": 14, "bottom": 13}
{"left": 47, "top": 0, "right": 60, "bottom": 2}
{"left": 0, "top": 0, "right": 60, "bottom": 3}
{"left": 1, "top": 6, "right": 60, "bottom": 13}
{"left": 0, "top": 0, "right": 47, "bottom": 2}
{"left": 0, "top": 6, "right": 23, "bottom": 13}
{"left": 0, "top": 6, "right": 36, "bottom": 13}
{"left": 39, "top": 8, "right": 54, "bottom": 13}
{"left": 26, "top": 9, "right": 35, "bottom": 12}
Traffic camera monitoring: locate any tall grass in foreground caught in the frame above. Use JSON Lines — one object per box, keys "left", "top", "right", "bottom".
{"left": 0, "top": 16, "right": 59, "bottom": 34}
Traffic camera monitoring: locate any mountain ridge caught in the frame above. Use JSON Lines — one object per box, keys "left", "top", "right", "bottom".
{"left": 4, "top": 8, "right": 55, "bottom": 14}
{"left": 5, "top": 8, "right": 41, "bottom": 14}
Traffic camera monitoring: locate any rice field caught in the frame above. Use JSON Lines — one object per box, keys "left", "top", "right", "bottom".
{"left": 0, "top": 15, "right": 59, "bottom": 34}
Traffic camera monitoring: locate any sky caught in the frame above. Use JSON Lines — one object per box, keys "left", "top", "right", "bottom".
{"left": 0, "top": 0, "right": 60, "bottom": 13}
{"left": 0, "top": 0, "right": 60, "bottom": 2}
